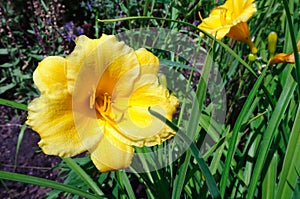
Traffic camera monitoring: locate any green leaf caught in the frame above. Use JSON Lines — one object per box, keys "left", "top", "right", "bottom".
{"left": 0, "top": 83, "right": 16, "bottom": 94}
{"left": 220, "top": 67, "right": 269, "bottom": 197}
{"left": 0, "top": 171, "right": 99, "bottom": 199}
{"left": 100, "top": 16, "right": 258, "bottom": 77}
{"left": 117, "top": 171, "right": 136, "bottom": 199}
{"left": 247, "top": 74, "right": 297, "bottom": 198}
{"left": 0, "top": 48, "right": 9, "bottom": 55}
{"left": 0, "top": 98, "right": 27, "bottom": 111}
{"left": 62, "top": 158, "right": 104, "bottom": 197}
{"left": 171, "top": 48, "right": 213, "bottom": 199}
{"left": 14, "top": 123, "right": 27, "bottom": 170}
{"left": 262, "top": 152, "right": 277, "bottom": 199}
{"left": 149, "top": 108, "right": 221, "bottom": 199}
{"left": 276, "top": 103, "right": 300, "bottom": 199}
{"left": 282, "top": 0, "right": 300, "bottom": 98}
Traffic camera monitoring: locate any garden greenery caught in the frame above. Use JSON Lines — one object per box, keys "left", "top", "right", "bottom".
{"left": 0, "top": 0, "right": 299, "bottom": 198}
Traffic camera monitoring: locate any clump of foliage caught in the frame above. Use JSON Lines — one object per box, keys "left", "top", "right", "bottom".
{"left": 0, "top": 0, "right": 299, "bottom": 198}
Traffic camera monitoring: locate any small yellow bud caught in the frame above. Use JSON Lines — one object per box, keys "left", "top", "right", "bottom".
{"left": 248, "top": 53, "right": 257, "bottom": 62}
{"left": 268, "top": 32, "right": 278, "bottom": 58}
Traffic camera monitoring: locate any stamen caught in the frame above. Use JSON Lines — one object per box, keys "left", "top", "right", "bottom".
{"left": 100, "top": 93, "right": 111, "bottom": 114}
{"left": 89, "top": 86, "right": 96, "bottom": 109}
{"left": 198, "top": 11, "right": 204, "bottom": 21}
{"left": 98, "top": 93, "right": 116, "bottom": 124}
{"left": 95, "top": 92, "right": 114, "bottom": 122}
{"left": 102, "top": 94, "right": 108, "bottom": 112}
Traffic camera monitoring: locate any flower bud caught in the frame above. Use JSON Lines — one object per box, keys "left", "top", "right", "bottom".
{"left": 268, "top": 32, "right": 278, "bottom": 58}
{"left": 248, "top": 53, "right": 257, "bottom": 62}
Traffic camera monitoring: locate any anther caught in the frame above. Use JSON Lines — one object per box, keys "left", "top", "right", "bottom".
{"left": 89, "top": 86, "right": 96, "bottom": 109}
{"left": 101, "top": 93, "right": 111, "bottom": 114}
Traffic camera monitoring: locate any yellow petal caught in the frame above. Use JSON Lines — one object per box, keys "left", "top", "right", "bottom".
{"left": 268, "top": 53, "right": 289, "bottom": 65}
{"left": 135, "top": 48, "right": 159, "bottom": 76}
{"left": 198, "top": 6, "right": 231, "bottom": 39}
{"left": 90, "top": 122, "right": 134, "bottom": 172}
{"left": 198, "top": 0, "right": 256, "bottom": 40}
{"left": 72, "top": 109, "right": 105, "bottom": 151}
{"left": 97, "top": 51, "right": 140, "bottom": 98}
{"left": 268, "top": 40, "right": 300, "bottom": 65}
{"left": 66, "top": 35, "right": 133, "bottom": 94}
{"left": 33, "top": 56, "right": 67, "bottom": 94}
{"left": 27, "top": 88, "right": 86, "bottom": 157}
{"left": 69, "top": 35, "right": 138, "bottom": 120}
{"left": 285, "top": 52, "right": 296, "bottom": 63}
{"left": 66, "top": 35, "right": 104, "bottom": 94}
{"left": 69, "top": 35, "right": 140, "bottom": 146}
{"left": 92, "top": 48, "right": 156, "bottom": 123}
{"left": 111, "top": 80, "right": 179, "bottom": 146}
{"left": 225, "top": 0, "right": 256, "bottom": 20}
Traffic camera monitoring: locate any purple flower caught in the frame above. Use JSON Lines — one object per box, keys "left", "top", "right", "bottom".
{"left": 64, "top": 21, "right": 84, "bottom": 41}
{"left": 87, "top": 3, "right": 92, "bottom": 10}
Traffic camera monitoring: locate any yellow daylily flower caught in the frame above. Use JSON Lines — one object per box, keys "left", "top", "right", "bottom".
{"left": 27, "top": 35, "right": 179, "bottom": 172}
{"left": 269, "top": 40, "right": 300, "bottom": 65}
{"left": 198, "top": 0, "right": 258, "bottom": 53}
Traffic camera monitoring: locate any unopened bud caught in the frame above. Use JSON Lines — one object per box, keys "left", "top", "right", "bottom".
{"left": 248, "top": 53, "right": 257, "bottom": 62}
{"left": 268, "top": 32, "right": 278, "bottom": 58}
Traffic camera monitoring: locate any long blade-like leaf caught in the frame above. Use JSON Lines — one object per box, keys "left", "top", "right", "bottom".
{"left": 0, "top": 98, "right": 27, "bottom": 111}
{"left": 0, "top": 171, "right": 100, "bottom": 199}
{"left": 276, "top": 103, "right": 300, "bottom": 199}
{"left": 247, "top": 74, "right": 297, "bottom": 198}
{"left": 220, "top": 67, "right": 269, "bottom": 196}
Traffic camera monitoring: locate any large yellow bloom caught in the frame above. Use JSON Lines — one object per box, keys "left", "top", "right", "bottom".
{"left": 27, "top": 35, "right": 179, "bottom": 172}
{"left": 198, "top": 0, "right": 257, "bottom": 53}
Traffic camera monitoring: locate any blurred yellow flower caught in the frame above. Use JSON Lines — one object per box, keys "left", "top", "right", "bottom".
{"left": 269, "top": 40, "right": 300, "bottom": 65}
{"left": 27, "top": 35, "right": 179, "bottom": 172}
{"left": 198, "top": 0, "right": 257, "bottom": 53}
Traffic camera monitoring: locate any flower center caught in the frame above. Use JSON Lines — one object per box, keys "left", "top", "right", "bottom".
{"left": 95, "top": 93, "right": 112, "bottom": 119}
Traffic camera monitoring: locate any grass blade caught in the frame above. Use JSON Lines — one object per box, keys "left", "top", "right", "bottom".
{"left": 14, "top": 123, "right": 26, "bottom": 170}
{"left": 117, "top": 171, "right": 136, "bottom": 199}
{"left": 220, "top": 66, "right": 269, "bottom": 197}
{"left": 282, "top": 0, "right": 300, "bottom": 97}
{"left": 149, "top": 108, "right": 221, "bottom": 199}
{"left": 276, "top": 103, "right": 300, "bottom": 199}
{"left": 171, "top": 48, "right": 213, "bottom": 199}
{"left": 262, "top": 152, "right": 277, "bottom": 199}
{"left": 0, "top": 98, "right": 27, "bottom": 111}
{"left": 177, "top": 130, "right": 221, "bottom": 199}
{"left": 247, "top": 74, "right": 297, "bottom": 198}
{"left": 0, "top": 171, "right": 99, "bottom": 199}
{"left": 63, "top": 157, "right": 104, "bottom": 197}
